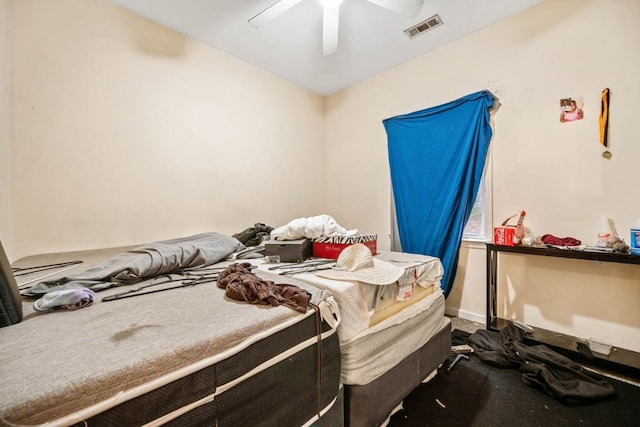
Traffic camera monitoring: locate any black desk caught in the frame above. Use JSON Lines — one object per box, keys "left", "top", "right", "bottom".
{"left": 486, "top": 243, "right": 640, "bottom": 370}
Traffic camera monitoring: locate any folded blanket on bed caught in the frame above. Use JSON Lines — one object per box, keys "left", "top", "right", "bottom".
{"left": 22, "top": 232, "right": 245, "bottom": 296}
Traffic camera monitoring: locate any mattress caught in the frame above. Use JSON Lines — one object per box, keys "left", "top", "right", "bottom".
{"left": 367, "top": 251, "right": 442, "bottom": 326}
{"left": 257, "top": 251, "right": 443, "bottom": 344}
{"left": 0, "top": 247, "right": 342, "bottom": 427}
{"left": 256, "top": 250, "right": 446, "bottom": 385}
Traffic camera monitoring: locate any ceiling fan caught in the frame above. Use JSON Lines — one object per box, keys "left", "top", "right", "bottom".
{"left": 248, "top": 0, "right": 425, "bottom": 56}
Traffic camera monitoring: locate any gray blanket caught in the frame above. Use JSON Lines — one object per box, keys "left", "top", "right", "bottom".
{"left": 22, "top": 232, "right": 245, "bottom": 296}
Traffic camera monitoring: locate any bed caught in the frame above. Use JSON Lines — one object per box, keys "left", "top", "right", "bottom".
{"left": 0, "top": 238, "right": 343, "bottom": 427}
{"left": 254, "top": 249, "right": 451, "bottom": 427}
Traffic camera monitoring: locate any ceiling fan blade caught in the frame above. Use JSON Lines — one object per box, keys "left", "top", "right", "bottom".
{"left": 248, "top": 0, "right": 305, "bottom": 28}
{"left": 323, "top": 5, "right": 340, "bottom": 56}
{"left": 364, "top": 0, "right": 424, "bottom": 18}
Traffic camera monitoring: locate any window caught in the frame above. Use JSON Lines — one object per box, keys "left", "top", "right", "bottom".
{"left": 463, "top": 163, "right": 492, "bottom": 242}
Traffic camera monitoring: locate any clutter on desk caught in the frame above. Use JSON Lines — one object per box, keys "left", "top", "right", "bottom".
{"left": 541, "top": 234, "right": 582, "bottom": 247}
{"left": 584, "top": 216, "right": 633, "bottom": 254}
{"left": 631, "top": 218, "right": 640, "bottom": 256}
{"left": 595, "top": 216, "right": 613, "bottom": 248}
{"left": 605, "top": 237, "right": 630, "bottom": 253}
{"left": 493, "top": 210, "right": 526, "bottom": 246}
{"left": 492, "top": 212, "right": 637, "bottom": 255}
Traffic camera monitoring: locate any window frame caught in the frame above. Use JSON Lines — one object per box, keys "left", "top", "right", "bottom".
{"left": 462, "top": 153, "right": 492, "bottom": 242}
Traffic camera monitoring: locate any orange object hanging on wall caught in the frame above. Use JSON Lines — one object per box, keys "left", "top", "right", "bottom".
{"left": 600, "top": 88, "right": 611, "bottom": 159}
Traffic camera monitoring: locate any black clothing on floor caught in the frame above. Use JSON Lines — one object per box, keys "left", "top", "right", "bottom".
{"left": 467, "top": 325, "right": 616, "bottom": 404}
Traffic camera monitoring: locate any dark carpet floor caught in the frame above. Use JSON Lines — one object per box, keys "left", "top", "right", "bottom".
{"left": 388, "top": 331, "right": 640, "bottom": 427}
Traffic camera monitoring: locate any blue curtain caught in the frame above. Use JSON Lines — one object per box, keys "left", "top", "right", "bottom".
{"left": 383, "top": 90, "right": 494, "bottom": 297}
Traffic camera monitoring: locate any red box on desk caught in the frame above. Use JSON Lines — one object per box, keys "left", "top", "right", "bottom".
{"left": 312, "top": 234, "right": 377, "bottom": 259}
{"left": 493, "top": 226, "right": 516, "bottom": 246}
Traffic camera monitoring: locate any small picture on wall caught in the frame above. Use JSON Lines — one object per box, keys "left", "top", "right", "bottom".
{"left": 560, "top": 96, "right": 584, "bottom": 123}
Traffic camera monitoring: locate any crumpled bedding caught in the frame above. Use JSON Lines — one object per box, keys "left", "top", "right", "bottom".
{"left": 22, "top": 232, "right": 245, "bottom": 296}
{"left": 468, "top": 324, "right": 616, "bottom": 403}
{"left": 270, "top": 214, "right": 357, "bottom": 240}
{"left": 217, "top": 262, "right": 310, "bottom": 313}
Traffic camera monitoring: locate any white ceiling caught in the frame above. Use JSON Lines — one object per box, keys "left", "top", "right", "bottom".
{"left": 108, "top": 0, "right": 543, "bottom": 96}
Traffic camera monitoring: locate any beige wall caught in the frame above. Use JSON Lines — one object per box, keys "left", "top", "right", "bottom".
{"left": 5, "top": 0, "right": 640, "bottom": 351}
{"left": 326, "top": 0, "right": 640, "bottom": 351}
{"left": 0, "top": 0, "right": 10, "bottom": 253}
{"left": 8, "top": 0, "right": 326, "bottom": 260}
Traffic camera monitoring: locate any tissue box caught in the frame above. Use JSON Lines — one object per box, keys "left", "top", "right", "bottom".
{"left": 264, "top": 239, "right": 312, "bottom": 263}
{"left": 312, "top": 234, "right": 377, "bottom": 259}
{"left": 493, "top": 226, "right": 516, "bottom": 246}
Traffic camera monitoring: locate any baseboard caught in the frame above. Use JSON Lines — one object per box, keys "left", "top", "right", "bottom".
{"left": 444, "top": 306, "right": 485, "bottom": 325}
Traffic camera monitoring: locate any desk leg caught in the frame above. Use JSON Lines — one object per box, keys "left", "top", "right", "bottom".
{"left": 486, "top": 247, "right": 498, "bottom": 330}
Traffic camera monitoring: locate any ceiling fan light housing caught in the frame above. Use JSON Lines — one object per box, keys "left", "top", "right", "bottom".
{"left": 251, "top": 0, "right": 426, "bottom": 55}
{"left": 319, "top": 0, "right": 344, "bottom": 7}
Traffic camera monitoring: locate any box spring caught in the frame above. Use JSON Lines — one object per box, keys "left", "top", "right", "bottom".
{"left": 344, "top": 317, "right": 451, "bottom": 427}
{"left": 71, "top": 312, "right": 341, "bottom": 427}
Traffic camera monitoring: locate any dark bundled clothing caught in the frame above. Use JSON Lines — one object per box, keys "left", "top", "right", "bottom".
{"left": 468, "top": 325, "right": 615, "bottom": 404}
{"left": 232, "top": 223, "right": 273, "bottom": 247}
{"left": 217, "top": 263, "right": 310, "bottom": 313}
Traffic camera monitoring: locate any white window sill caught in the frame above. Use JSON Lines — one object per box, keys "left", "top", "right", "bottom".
{"left": 460, "top": 239, "right": 488, "bottom": 250}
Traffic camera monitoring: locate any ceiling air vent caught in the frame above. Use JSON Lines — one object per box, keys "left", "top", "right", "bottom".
{"left": 404, "top": 14, "right": 443, "bottom": 39}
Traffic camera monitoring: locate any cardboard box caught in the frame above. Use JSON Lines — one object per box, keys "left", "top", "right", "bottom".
{"left": 264, "top": 239, "right": 312, "bottom": 263}
{"left": 493, "top": 226, "right": 516, "bottom": 246}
